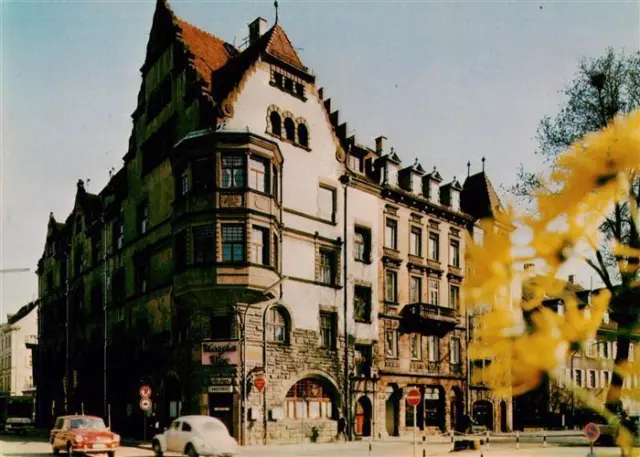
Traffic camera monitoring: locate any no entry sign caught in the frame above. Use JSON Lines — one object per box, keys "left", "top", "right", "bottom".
{"left": 254, "top": 377, "right": 266, "bottom": 393}
{"left": 406, "top": 388, "right": 421, "bottom": 407}
{"left": 139, "top": 385, "right": 152, "bottom": 398}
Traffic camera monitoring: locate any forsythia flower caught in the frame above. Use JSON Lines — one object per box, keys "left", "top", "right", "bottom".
{"left": 560, "top": 289, "right": 610, "bottom": 344}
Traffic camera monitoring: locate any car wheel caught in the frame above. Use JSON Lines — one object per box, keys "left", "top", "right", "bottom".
{"left": 66, "top": 442, "right": 74, "bottom": 456}
{"left": 52, "top": 445, "right": 59, "bottom": 455}
{"left": 152, "top": 440, "right": 163, "bottom": 457}
{"left": 107, "top": 451, "right": 115, "bottom": 457}
{"left": 185, "top": 444, "right": 199, "bottom": 457}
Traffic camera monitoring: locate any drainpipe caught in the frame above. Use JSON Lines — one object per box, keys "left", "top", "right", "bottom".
{"left": 242, "top": 277, "right": 286, "bottom": 446}
{"left": 339, "top": 172, "right": 352, "bottom": 440}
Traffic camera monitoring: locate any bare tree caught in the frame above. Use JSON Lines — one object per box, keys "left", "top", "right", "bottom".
{"left": 511, "top": 48, "right": 640, "bottom": 415}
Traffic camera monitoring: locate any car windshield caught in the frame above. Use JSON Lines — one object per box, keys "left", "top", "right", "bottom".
{"left": 70, "top": 418, "right": 107, "bottom": 430}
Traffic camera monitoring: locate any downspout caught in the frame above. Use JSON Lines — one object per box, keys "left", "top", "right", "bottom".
{"left": 339, "top": 171, "right": 352, "bottom": 440}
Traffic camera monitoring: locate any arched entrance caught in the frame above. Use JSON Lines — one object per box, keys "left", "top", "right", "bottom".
{"left": 355, "top": 396, "right": 372, "bottom": 437}
{"left": 424, "top": 386, "right": 445, "bottom": 431}
{"left": 500, "top": 400, "right": 508, "bottom": 432}
{"left": 473, "top": 400, "right": 494, "bottom": 430}
{"left": 450, "top": 388, "right": 464, "bottom": 432}
{"left": 385, "top": 386, "right": 400, "bottom": 437}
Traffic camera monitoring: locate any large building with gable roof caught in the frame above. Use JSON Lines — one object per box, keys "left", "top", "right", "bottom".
{"left": 36, "top": 0, "right": 506, "bottom": 443}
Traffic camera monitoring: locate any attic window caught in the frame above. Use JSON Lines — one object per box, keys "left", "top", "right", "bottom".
{"left": 270, "top": 69, "right": 306, "bottom": 101}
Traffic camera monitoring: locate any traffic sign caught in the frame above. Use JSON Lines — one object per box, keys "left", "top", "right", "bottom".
{"left": 584, "top": 422, "right": 600, "bottom": 441}
{"left": 139, "top": 385, "right": 152, "bottom": 398}
{"left": 140, "top": 398, "right": 152, "bottom": 412}
{"left": 406, "top": 388, "right": 421, "bottom": 407}
{"left": 254, "top": 377, "right": 266, "bottom": 393}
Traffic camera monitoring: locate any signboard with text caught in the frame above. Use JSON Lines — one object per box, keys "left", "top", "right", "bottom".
{"left": 201, "top": 341, "right": 240, "bottom": 377}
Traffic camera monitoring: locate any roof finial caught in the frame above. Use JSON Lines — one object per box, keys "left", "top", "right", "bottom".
{"left": 467, "top": 161, "right": 471, "bottom": 177}
{"left": 274, "top": 0, "right": 279, "bottom": 25}
{"left": 481, "top": 156, "right": 486, "bottom": 172}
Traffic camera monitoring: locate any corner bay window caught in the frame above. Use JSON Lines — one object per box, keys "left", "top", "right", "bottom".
{"left": 193, "top": 225, "right": 215, "bottom": 265}
{"left": 251, "top": 226, "right": 269, "bottom": 266}
{"left": 249, "top": 157, "right": 268, "bottom": 193}
{"left": 286, "top": 378, "right": 334, "bottom": 420}
{"left": 222, "top": 225, "right": 245, "bottom": 262}
{"left": 221, "top": 156, "right": 244, "bottom": 188}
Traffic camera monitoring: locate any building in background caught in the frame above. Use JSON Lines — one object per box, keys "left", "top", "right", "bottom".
{"left": 462, "top": 169, "right": 517, "bottom": 433}
{"left": 0, "top": 302, "right": 38, "bottom": 397}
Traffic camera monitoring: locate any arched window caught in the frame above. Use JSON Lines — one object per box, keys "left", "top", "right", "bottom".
{"left": 284, "top": 118, "right": 295, "bottom": 142}
{"left": 270, "top": 111, "right": 282, "bottom": 137}
{"left": 297, "top": 123, "right": 309, "bottom": 148}
{"left": 286, "top": 378, "right": 335, "bottom": 420}
{"left": 267, "top": 306, "right": 288, "bottom": 343}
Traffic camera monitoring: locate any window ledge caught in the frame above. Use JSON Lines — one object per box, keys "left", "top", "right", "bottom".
{"left": 355, "top": 258, "right": 373, "bottom": 265}
{"left": 265, "top": 131, "right": 311, "bottom": 152}
{"left": 354, "top": 319, "right": 372, "bottom": 325}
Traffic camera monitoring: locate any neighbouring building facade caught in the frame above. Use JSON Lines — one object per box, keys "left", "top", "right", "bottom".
{"left": 36, "top": 0, "right": 503, "bottom": 444}
{"left": 516, "top": 277, "right": 640, "bottom": 430}
{"left": 0, "top": 302, "right": 38, "bottom": 397}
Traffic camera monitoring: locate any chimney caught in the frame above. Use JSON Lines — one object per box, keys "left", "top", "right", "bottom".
{"left": 375, "top": 136, "right": 387, "bottom": 154}
{"left": 568, "top": 274, "right": 575, "bottom": 284}
{"left": 524, "top": 263, "right": 535, "bottom": 272}
{"left": 248, "top": 17, "right": 268, "bottom": 45}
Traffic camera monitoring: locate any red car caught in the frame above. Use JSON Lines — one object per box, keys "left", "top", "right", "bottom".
{"left": 50, "top": 415, "right": 120, "bottom": 456}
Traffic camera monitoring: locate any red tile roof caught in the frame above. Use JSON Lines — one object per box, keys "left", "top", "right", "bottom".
{"left": 264, "top": 25, "right": 305, "bottom": 72}
{"left": 175, "top": 19, "right": 236, "bottom": 91}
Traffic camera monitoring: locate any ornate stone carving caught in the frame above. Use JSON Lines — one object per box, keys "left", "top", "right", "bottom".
{"left": 220, "top": 194, "right": 242, "bottom": 208}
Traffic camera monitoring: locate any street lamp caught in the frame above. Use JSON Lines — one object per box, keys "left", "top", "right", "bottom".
{"left": 240, "top": 277, "right": 285, "bottom": 446}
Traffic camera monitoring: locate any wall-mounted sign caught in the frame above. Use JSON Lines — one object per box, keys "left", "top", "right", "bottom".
{"left": 208, "top": 386, "right": 234, "bottom": 394}
{"left": 202, "top": 341, "right": 240, "bottom": 377}
{"left": 209, "top": 377, "right": 235, "bottom": 386}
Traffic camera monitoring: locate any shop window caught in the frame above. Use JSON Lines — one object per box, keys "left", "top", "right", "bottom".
{"left": 285, "top": 378, "right": 334, "bottom": 420}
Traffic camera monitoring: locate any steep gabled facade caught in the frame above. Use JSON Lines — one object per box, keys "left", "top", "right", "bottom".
{"left": 36, "top": 0, "right": 378, "bottom": 444}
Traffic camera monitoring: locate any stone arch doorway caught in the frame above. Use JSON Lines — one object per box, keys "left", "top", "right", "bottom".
{"left": 424, "top": 386, "right": 445, "bottom": 431}
{"left": 473, "top": 400, "right": 494, "bottom": 430}
{"left": 500, "top": 400, "right": 508, "bottom": 432}
{"left": 385, "top": 385, "right": 400, "bottom": 437}
{"left": 450, "top": 387, "right": 464, "bottom": 432}
{"left": 355, "top": 396, "right": 372, "bottom": 437}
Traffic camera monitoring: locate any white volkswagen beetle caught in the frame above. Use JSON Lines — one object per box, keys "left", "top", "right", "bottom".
{"left": 151, "top": 415, "right": 238, "bottom": 457}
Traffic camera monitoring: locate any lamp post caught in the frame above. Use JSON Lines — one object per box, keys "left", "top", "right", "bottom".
{"left": 240, "top": 277, "right": 285, "bottom": 446}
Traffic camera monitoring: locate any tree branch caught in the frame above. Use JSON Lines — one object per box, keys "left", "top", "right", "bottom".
{"left": 594, "top": 249, "right": 615, "bottom": 290}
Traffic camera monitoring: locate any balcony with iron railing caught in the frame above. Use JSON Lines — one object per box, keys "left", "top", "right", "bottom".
{"left": 402, "top": 302, "right": 460, "bottom": 335}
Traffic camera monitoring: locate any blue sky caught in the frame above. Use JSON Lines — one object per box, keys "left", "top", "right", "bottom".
{"left": 1, "top": 0, "right": 639, "bottom": 320}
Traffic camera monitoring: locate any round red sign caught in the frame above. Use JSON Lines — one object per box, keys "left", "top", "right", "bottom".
{"left": 406, "top": 388, "right": 421, "bottom": 407}
{"left": 584, "top": 422, "right": 600, "bottom": 441}
{"left": 254, "top": 377, "right": 266, "bottom": 393}
{"left": 139, "top": 385, "right": 152, "bottom": 398}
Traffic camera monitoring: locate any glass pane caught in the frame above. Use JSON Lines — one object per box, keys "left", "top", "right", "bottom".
{"left": 309, "top": 402, "right": 320, "bottom": 419}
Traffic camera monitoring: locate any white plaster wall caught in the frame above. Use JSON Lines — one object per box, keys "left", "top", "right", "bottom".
{"left": 13, "top": 307, "right": 37, "bottom": 395}
{"left": 227, "top": 63, "right": 347, "bottom": 333}
{"left": 347, "top": 186, "right": 379, "bottom": 342}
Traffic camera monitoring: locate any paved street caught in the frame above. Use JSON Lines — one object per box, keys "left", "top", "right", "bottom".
{"left": 0, "top": 433, "right": 632, "bottom": 457}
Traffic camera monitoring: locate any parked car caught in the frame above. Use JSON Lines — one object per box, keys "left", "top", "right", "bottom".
{"left": 50, "top": 415, "right": 120, "bottom": 456}
{"left": 594, "top": 414, "right": 640, "bottom": 446}
{"left": 152, "top": 415, "right": 238, "bottom": 457}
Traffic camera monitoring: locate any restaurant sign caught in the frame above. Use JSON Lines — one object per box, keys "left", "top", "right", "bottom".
{"left": 202, "top": 341, "right": 240, "bottom": 377}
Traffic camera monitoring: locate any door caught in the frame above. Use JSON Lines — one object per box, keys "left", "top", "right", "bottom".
{"left": 165, "top": 420, "right": 181, "bottom": 452}
{"left": 209, "top": 393, "right": 234, "bottom": 436}
{"left": 500, "top": 401, "right": 508, "bottom": 432}
{"left": 50, "top": 417, "right": 64, "bottom": 447}
{"left": 385, "top": 394, "right": 398, "bottom": 436}
{"left": 473, "top": 401, "right": 494, "bottom": 430}
{"left": 355, "top": 397, "right": 372, "bottom": 437}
